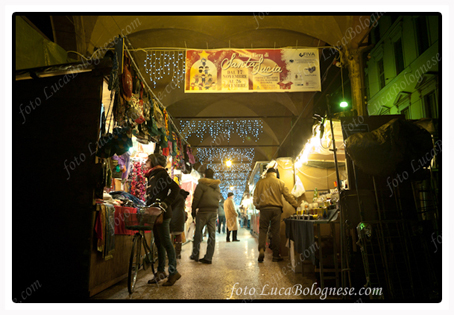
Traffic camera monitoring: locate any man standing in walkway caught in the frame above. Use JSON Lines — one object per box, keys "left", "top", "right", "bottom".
{"left": 190, "top": 168, "right": 221, "bottom": 264}
{"left": 253, "top": 167, "right": 299, "bottom": 262}
{"left": 218, "top": 196, "right": 226, "bottom": 234}
{"left": 224, "top": 192, "right": 240, "bottom": 242}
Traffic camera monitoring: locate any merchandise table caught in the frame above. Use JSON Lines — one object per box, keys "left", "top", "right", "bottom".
{"left": 284, "top": 211, "right": 340, "bottom": 289}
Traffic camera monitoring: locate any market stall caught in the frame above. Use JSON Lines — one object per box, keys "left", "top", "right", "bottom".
{"left": 15, "top": 64, "right": 110, "bottom": 301}
{"left": 86, "top": 42, "right": 196, "bottom": 296}
{"left": 89, "top": 204, "right": 153, "bottom": 297}
{"left": 14, "top": 36, "right": 196, "bottom": 300}
{"left": 283, "top": 119, "right": 347, "bottom": 281}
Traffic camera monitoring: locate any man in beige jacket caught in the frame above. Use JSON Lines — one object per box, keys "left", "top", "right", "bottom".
{"left": 224, "top": 192, "right": 240, "bottom": 242}
{"left": 253, "top": 168, "right": 299, "bottom": 262}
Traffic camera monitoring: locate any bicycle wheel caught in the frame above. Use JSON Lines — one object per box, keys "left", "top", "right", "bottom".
{"left": 141, "top": 233, "right": 156, "bottom": 277}
{"left": 128, "top": 233, "right": 142, "bottom": 294}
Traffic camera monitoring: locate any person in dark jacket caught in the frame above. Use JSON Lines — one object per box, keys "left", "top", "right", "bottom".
{"left": 145, "top": 154, "right": 181, "bottom": 286}
{"left": 189, "top": 168, "right": 221, "bottom": 264}
{"left": 218, "top": 196, "right": 226, "bottom": 234}
{"left": 170, "top": 189, "right": 190, "bottom": 259}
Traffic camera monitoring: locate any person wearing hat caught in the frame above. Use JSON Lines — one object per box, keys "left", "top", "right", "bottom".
{"left": 144, "top": 154, "right": 182, "bottom": 286}
{"left": 253, "top": 167, "right": 299, "bottom": 263}
{"left": 224, "top": 192, "right": 240, "bottom": 242}
{"left": 190, "top": 168, "right": 221, "bottom": 264}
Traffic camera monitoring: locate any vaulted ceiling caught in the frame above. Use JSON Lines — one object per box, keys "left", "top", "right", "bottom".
{"left": 50, "top": 14, "right": 369, "bottom": 198}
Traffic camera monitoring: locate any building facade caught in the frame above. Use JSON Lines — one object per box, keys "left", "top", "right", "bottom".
{"left": 365, "top": 15, "right": 440, "bottom": 119}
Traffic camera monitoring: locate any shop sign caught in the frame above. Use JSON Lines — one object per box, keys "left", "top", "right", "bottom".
{"left": 184, "top": 49, "right": 321, "bottom": 93}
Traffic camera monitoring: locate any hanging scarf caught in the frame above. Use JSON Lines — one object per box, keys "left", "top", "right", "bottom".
{"left": 186, "top": 145, "right": 196, "bottom": 164}
{"left": 164, "top": 109, "right": 170, "bottom": 136}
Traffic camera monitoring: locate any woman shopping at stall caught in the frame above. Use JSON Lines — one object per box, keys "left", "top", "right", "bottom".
{"left": 145, "top": 154, "right": 182, "bottom": 286}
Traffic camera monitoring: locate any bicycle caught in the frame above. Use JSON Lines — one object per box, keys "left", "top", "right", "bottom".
{"left": 124, "top": 201, "right": 165, "bottom": 294}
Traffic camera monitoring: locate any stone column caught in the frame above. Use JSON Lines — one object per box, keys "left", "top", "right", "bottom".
{"left": 344, "top": 48, "right": 365, "bottom": 117}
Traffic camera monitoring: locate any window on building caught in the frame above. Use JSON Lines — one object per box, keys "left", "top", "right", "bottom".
{"left": 365, "top": 72, "right": 370, "bottom": 101}
{"left": 372, "top": 23, "right": 381, "bottom": 43}
{"left": 391, "top": 15, "right": 399, "bottom": 25}
{"left": 415, "top": 16, "right": 430, "bottom": 56}
{"left": 377, "top": 58, "right": 385, "bottom": 89}
{"left": 424, "top": 92, "right": 438, "bottom": 118}
{"left": 394, "top": 38, "right": 404, "bottom": 75}
{"left": 401, "top": 106, "right": 410, "bottom": 119}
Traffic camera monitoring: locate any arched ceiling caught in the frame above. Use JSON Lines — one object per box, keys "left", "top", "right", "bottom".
{"left": 55, "top": 14, "right": 369, "bottom": 199}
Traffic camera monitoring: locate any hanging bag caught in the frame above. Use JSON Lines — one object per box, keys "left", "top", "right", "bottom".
{"left": 153, "top": 99, "right": 165, "bottom": 128}
{"left": 186, "top": 221, "right": 196, "bottom": 241}
{"left": 291, "top": 175, "right": 306, "bottom": 197}
{"left": 127, "top": 94, "right": 145, "bottom": 124}
{"left": 121, "top": 53, "right": 133, "bottom": 101}
{"left": 96, "top": 97, "right": 115, "bottom": 158}
{"left": 111, "top": 126, "right": 132, "bottom": 156}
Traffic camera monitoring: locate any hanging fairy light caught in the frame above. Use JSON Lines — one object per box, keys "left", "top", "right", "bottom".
{"left": 220, "top": 180, "right": 247, "bottom": 204}
{"left": 143, "top": 49, "right": 186, "bottom": 89}
{"left": 208, "top": 163, "right": 251, "bottom": 173}
{"left": 213, "top": 171, "right": 250, "bottom": 181}
{"left": 179, "top": 119, "right": 264, "bottom": 143}
{"left": 196, "top": 148, "right": 255, "bottom": 165}
{"left": 152, "top": 52, "right": 156, "bottom": 88}
{"left": 197, "top": 147, "right": 255, "bottom": 205}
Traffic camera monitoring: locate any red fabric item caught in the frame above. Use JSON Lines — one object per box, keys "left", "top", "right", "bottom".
{"left": 114, "top": 206, "right": 137, "bottom": 235}
{"left": 113, "top": 206, "right": 151, "bottom": 235}
{"left": 94, "top": 209, "right": 103, "bottom": 240}
{"left": 122, "top": 54, "right": 133, "bottom": 101}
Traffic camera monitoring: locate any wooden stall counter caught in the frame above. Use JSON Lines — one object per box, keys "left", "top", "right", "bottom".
{"left": 88, "top": 204, "right": 152, "bottom": 297}
{"left": 285, "top": 210, "right": 340, "bottom": 289}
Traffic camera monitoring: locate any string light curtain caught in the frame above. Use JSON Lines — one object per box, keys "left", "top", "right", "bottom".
{"left": 207, "top": 162, "right": 252, "bottom": 173}
{"left": 179, "top": 119, "right": 264, "bottom": 143}
{"left": 220, "top": 180, "right": 246, "bottom": 188}
{"left": 219, "top": 180, "right": 247, "bottom": 202}
{"left": 214, "top": 171, "right": 250, "bottom": 181}
{"left": 144, "top": 50, "right": 186, "bottom": 88}
{"left": 196, "top": 148, "right": 255, "bottom": 165}
{"left": 196, "top": 148, "right": 255, "bottom": 204}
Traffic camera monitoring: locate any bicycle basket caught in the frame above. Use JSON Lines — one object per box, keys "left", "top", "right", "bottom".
{"left": 124, "top": 207, "right": 162, "bottom": 230}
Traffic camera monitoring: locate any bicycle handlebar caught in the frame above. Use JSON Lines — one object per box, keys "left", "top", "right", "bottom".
{"left": 148, "top": 199, "right": 167, "bottom": 212}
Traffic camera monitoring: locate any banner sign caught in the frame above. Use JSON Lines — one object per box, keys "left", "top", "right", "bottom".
{"left": 184, "top": 49, "right": 321, "bottom": 93}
